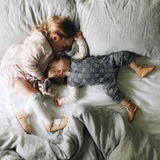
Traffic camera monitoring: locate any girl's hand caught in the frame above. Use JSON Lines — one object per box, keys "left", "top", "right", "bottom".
{"left": 39, "top": 75, "right": 46, "bottom": 81}
{"left": 74, "top": 31, "right": 83, "bottom": 41}
{"left": 54, "top": 98, "right": 62, "bottom": 106}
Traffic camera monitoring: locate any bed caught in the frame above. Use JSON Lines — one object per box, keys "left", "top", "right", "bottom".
{"left": 0, "top": 0, "right": 160, "bottom": 159}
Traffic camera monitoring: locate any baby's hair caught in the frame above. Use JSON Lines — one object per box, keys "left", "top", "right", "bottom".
{"left": 47, "top": 68, "right": 57, "bottom": 79}
{"left": 49, "top": 77, "right": 66, "bottom": 85}
{"left": 47, "top": 59, "right": 66, "bottom": 85}
{"left": 47, "top": 69, "right": 66, "bottom": 85}
{"left": 31, "top": 16, "right": 75, "bottom": 41}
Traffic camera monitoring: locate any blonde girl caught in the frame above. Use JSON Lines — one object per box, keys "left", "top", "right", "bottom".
{"left": 1, "top": 16, "right": 75, "bottom": 134}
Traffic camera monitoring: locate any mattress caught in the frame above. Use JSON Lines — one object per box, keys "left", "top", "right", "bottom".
{"left": 0, "top": 55, "right": 160, "bottom": 140}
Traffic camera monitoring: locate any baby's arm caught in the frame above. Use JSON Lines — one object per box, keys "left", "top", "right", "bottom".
{"left": 54, "top": 86, "right": 79, "bottom": 106}
{"left": 71, "top": 32, "right": 88, "bottom": 60}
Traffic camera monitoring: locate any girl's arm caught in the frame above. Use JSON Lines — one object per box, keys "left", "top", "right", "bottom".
{"left": 54, "top": 86, "right": 79, "bottom": 106}
{"left": 22, "top": 45, "right": 44, "bottom": 80}
{"left": 71, "top": 32, "right": 88, "bottom": 60}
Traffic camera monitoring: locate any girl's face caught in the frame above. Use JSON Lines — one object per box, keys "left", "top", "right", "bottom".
{"left": 51, "top": 36, "right": 73, "bottom": 53}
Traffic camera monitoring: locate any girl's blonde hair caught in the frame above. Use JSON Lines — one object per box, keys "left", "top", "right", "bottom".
{"left": 31, "top": 16, "right": 75, "bottom": 41}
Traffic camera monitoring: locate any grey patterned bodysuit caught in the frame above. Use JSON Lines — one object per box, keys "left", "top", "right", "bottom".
{"left": 67, "top": 51, "right": 133, "bottom": 103}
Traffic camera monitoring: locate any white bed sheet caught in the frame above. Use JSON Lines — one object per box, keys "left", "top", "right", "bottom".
{"left": 0, "top": 56, "right": 160, "bottom": 140}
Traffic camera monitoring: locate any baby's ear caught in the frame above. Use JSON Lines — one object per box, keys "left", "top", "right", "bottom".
{"left": 56, "top": 69, "right": 63, "bottom": 75}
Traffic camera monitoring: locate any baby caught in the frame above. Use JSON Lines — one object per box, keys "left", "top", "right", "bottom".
{"left": 47, "top": 51, "right": 156, "bottom": 122}
{"left": 47, "top": 31, "right": 88, "bottom": 105}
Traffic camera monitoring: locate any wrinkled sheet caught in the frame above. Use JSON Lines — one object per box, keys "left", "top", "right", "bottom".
{"left": 0, "top": 105, "right": 160, "bottom": 160}
{"left": 0, "top": 56, "right": 160, "bottom": 159}
{"left": 76, "top": 0, "right": 160, "bottom": 59}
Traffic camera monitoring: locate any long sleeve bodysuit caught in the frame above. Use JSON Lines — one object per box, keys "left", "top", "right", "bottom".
{"left": 59, "top": 38, "right": 88, "bottom": 105}
{"left": 66, "top": 51, "right": 133, "bottom": 103}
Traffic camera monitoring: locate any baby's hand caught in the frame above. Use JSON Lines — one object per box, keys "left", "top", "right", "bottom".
{"left": 74, "top": 31, "right": 83, "bottom": 41}
{"left": 54, "top": 98, "right": 62, "bottom": 107}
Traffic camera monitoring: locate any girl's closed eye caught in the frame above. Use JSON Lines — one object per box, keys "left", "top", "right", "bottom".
{"left": 63, "top": 46, "right": 67, "bottom": 50}
{"left": 63, "top": 46, "right": 71, "bottom": 51}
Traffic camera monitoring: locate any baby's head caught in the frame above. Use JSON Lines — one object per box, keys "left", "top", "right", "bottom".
{"left": 47, "top": 57, "right": 70, "bottom": 84}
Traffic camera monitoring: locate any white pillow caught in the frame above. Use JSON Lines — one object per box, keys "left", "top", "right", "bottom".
{"left": 0, "top": 0, "right": 78, "bottom": 60}
{"left": 76, "top": 0, "right": 160, "bottom": 59}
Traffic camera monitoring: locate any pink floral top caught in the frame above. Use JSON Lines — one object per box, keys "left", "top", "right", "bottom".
{"left": 1, "top": 31, "right": 54, "bottom": 80}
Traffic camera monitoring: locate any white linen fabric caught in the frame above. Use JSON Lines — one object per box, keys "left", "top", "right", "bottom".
{"left": 76, "top": 0, "right": 160, "bottom": 59}
{"left": 0, "top": 0, "right": 160, "bottom": 159}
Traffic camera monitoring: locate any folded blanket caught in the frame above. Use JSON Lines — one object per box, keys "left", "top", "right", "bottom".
{"left": 0, "top": 104, "right": 159, "bottom": 160}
